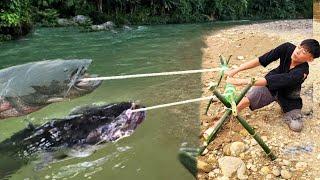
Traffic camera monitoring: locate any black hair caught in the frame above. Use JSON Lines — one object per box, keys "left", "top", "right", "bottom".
{"left": 300, "top": 39, "right": 320, "bottom": 58}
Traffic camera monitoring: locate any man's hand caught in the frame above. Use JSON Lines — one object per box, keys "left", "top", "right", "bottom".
{"left": 226, "top": 77, "right": 250, "bottom": 86}
{"left": 225, "top": 68, "right": 239, "bottom": 77}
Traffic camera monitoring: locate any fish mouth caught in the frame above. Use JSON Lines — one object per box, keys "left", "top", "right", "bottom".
{"left": 68, "top": 66, "right": 102, "bottom": 92}
{"left": 74, "top": 73, "right": 102, "bottom": 91}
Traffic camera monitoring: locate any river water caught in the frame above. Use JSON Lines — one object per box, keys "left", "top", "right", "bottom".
{"left": 0, "top": 22, "right": 237, "bottom": 180}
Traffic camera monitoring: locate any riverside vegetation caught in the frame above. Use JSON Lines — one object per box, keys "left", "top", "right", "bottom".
{"left": 0, "top": 0, "right": 313, "bottom": 41}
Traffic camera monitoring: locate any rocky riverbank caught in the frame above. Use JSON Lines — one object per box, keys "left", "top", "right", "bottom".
{"left": 198, "top": 19, "right": 320, "bottom": 179}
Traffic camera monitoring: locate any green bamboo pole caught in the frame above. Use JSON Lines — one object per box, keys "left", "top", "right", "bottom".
{"left": 198, "top": 80, "right": 254, "bottom": 155}
{"left": 226, "top": 55, "right": 232, "bottom": 64}
{"left": 236, "top": 115, "right": 277, "bottom": 160}
{"left": 204, "top": 55, "right": 229, "bottom": 115}
{"left": 236, "top": 115, "right": 277, "bottom": 161}
{"left": 211, "top": 83, "right": 276, "bottom": 160}
{"left": 198, "top": 109, "right": 232, "bottom": 155}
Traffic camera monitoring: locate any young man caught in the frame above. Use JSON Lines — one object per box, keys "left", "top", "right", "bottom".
{"left": 226, "top": 39, "right": 320, "bottom": 132}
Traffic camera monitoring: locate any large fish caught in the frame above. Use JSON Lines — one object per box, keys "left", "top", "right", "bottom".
{"left": 0, "top": 59, "right": 102, "bottom": 119}
{"left": 0, "top": 102, "right": 146, "bottom": 177}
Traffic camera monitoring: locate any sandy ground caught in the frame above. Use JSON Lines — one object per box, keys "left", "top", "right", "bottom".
{"left": 198, "top": 19, "right": 320, "bottom": 179}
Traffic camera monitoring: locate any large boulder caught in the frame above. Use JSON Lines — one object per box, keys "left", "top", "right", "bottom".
{"left": 101, "top": 21, "right": 115, "bottom": 30}
{"left": 57, "top": 18, "right": 74, "bottom": 26}
{"left": 73, "top": 15, "right": 90, "bottom": 25}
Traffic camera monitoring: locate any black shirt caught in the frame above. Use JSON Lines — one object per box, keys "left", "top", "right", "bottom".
{"left": 259, "top": 42, "right": 309, "bottom": 113}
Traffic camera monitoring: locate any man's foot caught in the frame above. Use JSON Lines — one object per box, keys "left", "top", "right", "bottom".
{"left": 283, "top": 109, "right": 303, "bottom": 132}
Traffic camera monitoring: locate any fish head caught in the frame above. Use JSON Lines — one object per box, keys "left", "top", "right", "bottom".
{"left": 58, "top": 59, "right": 102, "bottom": 98}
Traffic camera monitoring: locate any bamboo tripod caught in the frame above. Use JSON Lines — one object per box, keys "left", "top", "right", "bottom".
{"left": 179, "top": 55, "right": 276, "bottom": 177}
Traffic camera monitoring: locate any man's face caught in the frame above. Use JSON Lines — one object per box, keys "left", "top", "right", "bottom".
{"left": 291, "top": 45, "right": 314, "bottom": 63}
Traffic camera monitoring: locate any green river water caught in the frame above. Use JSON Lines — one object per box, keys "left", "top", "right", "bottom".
{"left": 0, "top": 22, "right": 239, "bottom": 180}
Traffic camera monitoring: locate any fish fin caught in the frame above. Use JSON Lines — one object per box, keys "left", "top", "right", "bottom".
{"left": 47, "top": 98, "right": 67, "bottom": 103}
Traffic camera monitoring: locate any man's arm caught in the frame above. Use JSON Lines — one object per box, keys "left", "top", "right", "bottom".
{"left": 225, "top": 58, "right": 261, "bottom": 77}
{"left": 226, "top": 77, "right": 267, "bottom": 86}
{"left": 227, "top": 68, "right": 305, "bottom": 88}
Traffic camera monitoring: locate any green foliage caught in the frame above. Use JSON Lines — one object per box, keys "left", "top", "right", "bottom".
{"left": 35, "top": 9, "right": 59, "bottom": 27}
{"left": 204, "top": 0, "right": 248, "bottom": 20}
{"left": 0, "top": 0, "right": 314, "bottom": 41}
{"left": 246, "top": 0, "right": 312, "bottom": 19}
{"left": 0, "top": 0, "right": 33, "bottom": 41}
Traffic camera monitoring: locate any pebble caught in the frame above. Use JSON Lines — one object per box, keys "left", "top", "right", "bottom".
{"left": 272, "top": 167, "right": 281, "bottom": 177}
{"left": 282, "top": 159, "right": 291, "bottom": 166}
{"left": 202, "top": 148, "right": 209, "bottom": 155}
{"left": 208, "top": 171, "right": 216, "bottom": 178}
{"left": 239, "top": 129, "right": 249, "bottom": 136}
{"left": 207, "top": 154, "right": 217, "bottom": 164}
{"left": 214, "top": 168, "right": 221, "bottom": 174}
{"left": 230, "top": 142, "right": 246, "bottom": 157}
{"left": 250, "top": 139, "right": 258, "bottom": 146}
{"left": 223, "top": 144, "right": 231, "bottom": 156}
{"left": 266, "top": 174, "right": 273, "bottom": 179}
{"left": 260, "top": 166, "right": 270, "bottom": 175}
{"left": 197, "top": 160, "right": 213, "bottom": 173}
{"left": 261, "top": 136, "right": 268, "bottom": 141}
{"left": 237, "top": 56, "right": 245, "bottom": 60}
{"left": 295, "top": 162, "right": 308, "bottom": 171}
{"left": 280, "top": 169, "right": 292, "bottom": 179}
{"left": 251, "top": 165, "right": 258, "bottom": 172}
{"left": 217, "top": 176, "right": 229, "bottom": 180}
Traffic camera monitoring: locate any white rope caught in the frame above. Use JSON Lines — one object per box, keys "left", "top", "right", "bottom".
{"left": 80, "top": 68, "right": 222, "bottom": 81}
{"left": 131, "top": 95, "right": 217, "bottom": 112}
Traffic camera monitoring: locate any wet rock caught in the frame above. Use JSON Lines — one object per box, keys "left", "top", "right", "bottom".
{"left": 197, "top": 160, "right": 213, "bottom": 173}
{"left": 91, "top": 24, "right": 105, "bottom": 31}
{"left": 218, "top": 156, "right": 247, "bottom": 179}
{"left": 230, "top": 142, "right": 246, "bottom": 157}
{"left": 101, "top": 21, "right": 114, "bottom": 29}
{"left": 73, "top": 15, "right": 90, "bottom": 25}
{"left": 57, "top": 18, "right": 74, "bottom": 26}
{"left": 280, "top": 169, "right": 292, "bottom": 179}
{"left": 123, "top": 25, "right": 132, "bottom": 30}
{"left": 295, "top": 162, "right": 308, "bottom": 171}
